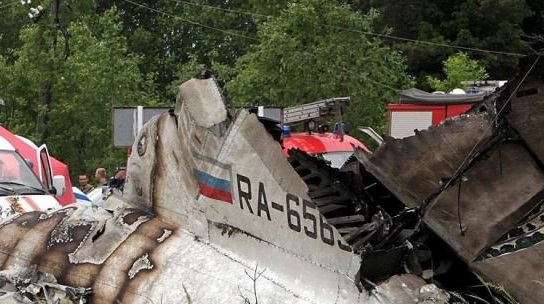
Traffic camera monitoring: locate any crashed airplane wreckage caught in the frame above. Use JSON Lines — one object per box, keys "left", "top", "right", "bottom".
{"left": 2, "top": 55, "right": 544, "bottom": 303}
{"left": 0, "top": 79, "right": 446, "bottom": 303}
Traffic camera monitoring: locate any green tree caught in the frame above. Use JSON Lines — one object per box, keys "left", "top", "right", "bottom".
{"left": 226, "top": 0, "right": 413, "bottom": 134}
{"left": 0, "top": 7, "right": 154, "bottom": 179}
{"left": 426, "top": 52, "right": 488, "bottom": 92}
{"left": 93, "top": 0, "right": 264, "bottom": 100}
{"left": 0, "top": 1, "right": 36, "bottom": 61}
{"left": 450, "top": 0, "right": 531, "bottom": 77}
{"left": 357, "top": 0, "right": 533, "bottom": 88}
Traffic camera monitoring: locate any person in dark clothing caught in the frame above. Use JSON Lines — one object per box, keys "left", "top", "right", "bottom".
{"left": 108, "top": 166, "right": 126, "bottom": 191}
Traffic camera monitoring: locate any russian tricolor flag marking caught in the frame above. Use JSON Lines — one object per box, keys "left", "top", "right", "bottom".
{"left": 194, "top": 169, "right": 233, "bottom": 204}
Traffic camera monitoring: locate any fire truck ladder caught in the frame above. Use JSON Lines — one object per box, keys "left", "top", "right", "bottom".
{"left": 282, "top": 97, "right": 350, "bottom": 127}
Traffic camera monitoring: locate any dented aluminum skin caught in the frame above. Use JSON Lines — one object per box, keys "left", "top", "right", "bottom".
{"left": 0, "top": 76, "right": 448, "bottom": 303}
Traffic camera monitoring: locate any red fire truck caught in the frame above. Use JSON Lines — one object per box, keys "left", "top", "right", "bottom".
{"left": 387, "top": 88, "right": 490, "bottom": 138}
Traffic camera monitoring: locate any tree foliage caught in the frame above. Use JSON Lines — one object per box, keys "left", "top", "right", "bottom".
{"left": 358, "top": 0, "right": 536, "bottom": 88}
{"left": 0, "top": 6, "right": 154, "bottom": 177}
{"left": 226, "top": 0, "right": 413, "bottom": 133}
{"left": 426, "top": 52, "right": 489, "bottom": 92}
{"left": 91, "top": 0, "right": 263, "bottom": 100}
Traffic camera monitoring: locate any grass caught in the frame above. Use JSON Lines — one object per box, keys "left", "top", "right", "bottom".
{"left": 447, "top": 273, "right": 519, "bottom": 304}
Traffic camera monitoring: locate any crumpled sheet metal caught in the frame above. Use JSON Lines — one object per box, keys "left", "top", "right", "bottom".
{"left": 500, "top": 56, "right": 544, "bottom": 164}
{"left": 357, "top": 114, "right": 495, "bottom": 209}
{"left": 0, "top": 77, "right": 448, "bottom": 303}
{"left": 357, "top": 61, "right": 544, "bottom": 303}
{"left": 373, "top": 274, "right": 450, "bottom": 304}
{"left": 0, "top": 265, "right": 90, "bottom": 303}
{"left": 360, "top": 115, "right": 544, "bottom": 262}
{"left": 359, "top": 119, "right": 544, "bottom": 302}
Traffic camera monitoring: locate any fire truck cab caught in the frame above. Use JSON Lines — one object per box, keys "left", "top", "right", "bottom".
{"left": 253, "top": 97, "right": 370, "bottom": 169}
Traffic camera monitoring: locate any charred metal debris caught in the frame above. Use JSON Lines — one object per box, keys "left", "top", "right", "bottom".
{"left": 0, "top": 265, "right": 91, "bottom": 303}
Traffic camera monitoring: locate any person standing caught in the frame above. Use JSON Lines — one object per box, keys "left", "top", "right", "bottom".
{"left": 78, "top": 174, "right": 94, "bottom": 194}
{"left": 95, "top": 167, "right": 108, "bottom": 186}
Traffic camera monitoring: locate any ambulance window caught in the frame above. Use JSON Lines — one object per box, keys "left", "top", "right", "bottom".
{"left": 0, "top": 150, "right": 43, "bottom": 190}
{"left": 0, "top": 151, "right": 19, "bottom": 179}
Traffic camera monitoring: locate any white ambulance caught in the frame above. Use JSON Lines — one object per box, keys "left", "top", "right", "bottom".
{"left": 0, "top": 136, "right": 63, "bottom": 218}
